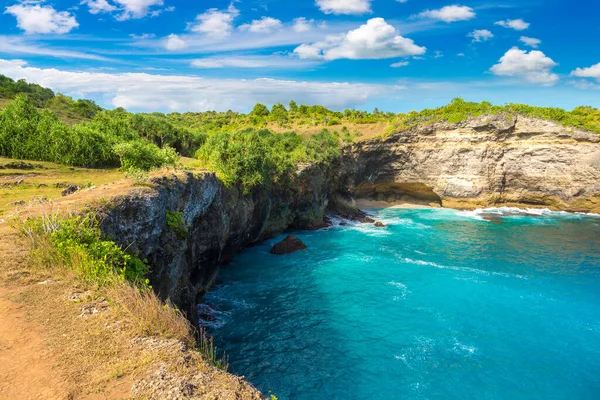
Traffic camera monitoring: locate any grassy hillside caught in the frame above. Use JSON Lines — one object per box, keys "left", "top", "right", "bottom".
{"left": 1, "top": 75, "right": 599, "bottom": 188}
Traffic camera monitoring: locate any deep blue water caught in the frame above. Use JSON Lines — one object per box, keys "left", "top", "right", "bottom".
{"left": 203, "top": 207, "right": 600, "bottom": 400}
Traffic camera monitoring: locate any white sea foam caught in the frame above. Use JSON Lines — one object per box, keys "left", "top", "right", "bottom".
{"left": 452, "top": 338, "right": 477, "bottom": 355}
{"left": 456, "top": 206, "right": 600, "bottom": 220}
{"left": 402, "top": 257, "right": 527, "bottom": 280}
{"left": 388, "top": 281, "right": 410, "bottom": 299}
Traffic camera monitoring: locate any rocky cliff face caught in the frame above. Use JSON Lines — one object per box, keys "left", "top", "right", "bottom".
{"left": 338, "top": 114, "right": 600, "bottom": 212}
{"left": 99, "top": 114, "right": 600, "bottom": 322}
{"left": 100, "top": 164, "right": 332, "bottom": 323}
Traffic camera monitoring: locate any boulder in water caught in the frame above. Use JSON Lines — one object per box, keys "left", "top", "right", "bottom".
{"left": 270, "top": 235, "right": 307, "bottom": 255}
{"left": 374, "top": 221, "right": 385, "bottom": 227}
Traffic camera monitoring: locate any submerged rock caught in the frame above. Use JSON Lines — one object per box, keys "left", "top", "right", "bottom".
{"left": 270, "top": 235, "right": 307, "bottom": 255}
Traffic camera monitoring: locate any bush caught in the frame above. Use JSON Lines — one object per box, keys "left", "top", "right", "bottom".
{"left": 17, "top": 213, "right": 149, "bottom": 286}
{"left": 196, "top": 128, "right": 340, "bottom": 193}
{"left": 113, "top": 140, "right": 179, "bottom": 172}
{"left": 0, "top": 95, "right": 117, "bottom": 167}
{"left": 166, "top": 210, "right": 188, "bottom": 240}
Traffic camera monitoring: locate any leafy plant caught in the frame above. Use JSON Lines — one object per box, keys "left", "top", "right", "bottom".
{"left": 165, "top": 210, "right": 188, "bottom": 240}
{"left": 16, "top": 213, "right": 149, "bottom": 286}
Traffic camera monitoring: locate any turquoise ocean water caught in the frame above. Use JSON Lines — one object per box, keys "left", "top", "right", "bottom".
{"left": 203, "top": 207, "right": 600, "bottom": 400}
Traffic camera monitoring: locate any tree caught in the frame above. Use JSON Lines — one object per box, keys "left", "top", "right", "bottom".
{"left": 289, "top": 100, "right": 298, "bottom": 112}
{"left": 251, "top": 103, "right": 269, "bottom": 117}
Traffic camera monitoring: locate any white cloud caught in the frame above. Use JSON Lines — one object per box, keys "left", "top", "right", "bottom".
{"left": 239, "top": 17, "right": 283, "bottom": 33}
{"left": 164, "top": 34, "right": 186, "bottom": 51}
{"left": 495, "top": 19, "right": 529, "bottom": 30}
{"left": 113, "top": 0, "right": 164, "bottom": 20}
{"left": 519, "top": 36, "right": 541, "bottom": 48}
{"left": 570, "top": 63, "right": 600, "bottom": 82}
{"left": 316, "top": 0, "right": 371, "bottom": 15}
{"left": 0, "top": 58, "right": 402, "bottom": 112}
{"left": 81, "top": 0, "right": 166, "bottom": 19}
{"left": 130, "top": 33, "right": 156, "bottom": 40}
{"left": 490, "top": 47, "right": 558, "bottom": 85}
{"left": 568, "top": 80, "right": 600, "bottom": 90}
{"left": 468, "top": 29, "right": 494, "bottom": 42}
{"left": 417, "top": 5, "right": 475, "bottom": 22}
{"left": 4, "top": 3, "right": 78, "bottom": 34}
{"left": 293, "top": 17, "right": 314, "bottom": 33}
{"left": 81, "top": 0, "right": 117, "bottom": 14}
{"left": 190, "top": 5, "right": 239, "bottom": 37}
{"left": 190, "top": 55, "right": 320, "bottom": 69}
{"left": 390, "top": 61, "right": 409, "bottom": 68}
{"left": 0, "top": 37, "right": 111, "bottom": 61}
{"left": 294, "top": 18, "right": 426, "bottom": 61}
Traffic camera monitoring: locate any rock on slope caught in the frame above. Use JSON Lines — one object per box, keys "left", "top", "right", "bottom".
{"left": 338, "top": 114, "right": 600, "bottom": 212}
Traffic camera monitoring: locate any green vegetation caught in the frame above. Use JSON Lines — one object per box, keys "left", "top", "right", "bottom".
{"left": 196, "top": 128, "right": 340, "bottom": 193}
{"left": 386, "top": 97, "right": 600, "bottom": 134}
{"left": 165, "top": 210, "right": 188, "bottom": 240}
{"left": 0, "top": 74, "right": 54, "bottom": 106}
{"left": 16, "top": 213, "right": 149, "bottom": 286}
{"left": 168, "top": 102, "right": 393, "bottom": 135}
{"left": 2, "top": 77, "right": 600, "bottom": 193}
{"left": 0, "top": 95, "right": 182, "bottom": 174}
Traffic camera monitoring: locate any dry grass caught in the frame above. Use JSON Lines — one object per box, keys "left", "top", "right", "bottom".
{"left": 0, "top": 202, "right": 251, "bottom": 398}
{"left": 106, "top": 284, "right": 194, "bottom": 345}
{"left": 0, "top": 157, "right": 124, "bottom": 217}
{"left": 267, "top": 121, "right": 389, "bottom": 140}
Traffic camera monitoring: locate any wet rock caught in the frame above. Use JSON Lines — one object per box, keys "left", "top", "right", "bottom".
{"left": 270, "top": 235, "right": 307, "bottom": 255}
{"left": 61, "top": 184, "right": 80, "bottom": 196}
{"left": 197, "top": 304, "right": 216, "bottom": 322}
{"left": 362, "top": 216, "right": 376, "bottom": 223}
{"left": 374, "top": 221, "right": 386, "bottom": 227}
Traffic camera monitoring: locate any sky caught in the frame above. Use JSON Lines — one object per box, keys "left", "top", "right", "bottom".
{"left": 0, "top": 0, "right": 599, "bottom": 113}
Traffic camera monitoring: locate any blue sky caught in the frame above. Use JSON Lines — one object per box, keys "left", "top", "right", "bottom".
{"left": 0, "top": 0, "right": 599, "bottom": 113}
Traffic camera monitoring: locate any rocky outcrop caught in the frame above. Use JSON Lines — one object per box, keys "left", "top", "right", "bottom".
{"left": 338, "top": 114, "right": 600, "bottom": 212}
{"left": 269, "top": 235, "right": 307, "bottom": 255}
{"left": 100, "top": 164, "right": 332, "bottom": 323}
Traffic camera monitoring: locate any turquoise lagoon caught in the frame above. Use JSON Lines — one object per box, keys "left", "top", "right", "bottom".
{"left": 203, "top": 207, "right": 600, "bottom": 400}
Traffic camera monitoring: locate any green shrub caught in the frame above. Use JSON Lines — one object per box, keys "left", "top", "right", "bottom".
{"left": 196, "top": 128, "right": 340, "bottom": 193}
{"left": 17, "top": 214, "right": 149, "bottom": 286}
{"left": 165, "top": 210, "right": 188, "bottom": 240}
{"left": 113, "top": 140, "right": 179, "bottom": 172}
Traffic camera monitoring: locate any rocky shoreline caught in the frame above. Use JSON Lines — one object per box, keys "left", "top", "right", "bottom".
{"left": 97, "top": 114, "right": 600, "bottom": 327}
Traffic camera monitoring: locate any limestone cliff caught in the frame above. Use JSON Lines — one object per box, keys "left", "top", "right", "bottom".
{"left": 338, "top": 114, "right": 600, "bottom": 212}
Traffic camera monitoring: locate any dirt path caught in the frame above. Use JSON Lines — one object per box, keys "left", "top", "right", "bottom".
{"left": 0, "top": 225, "right": 70, "bottom": 399}
{"left": 0, "top": 286, "right": 69, "bottom": 399}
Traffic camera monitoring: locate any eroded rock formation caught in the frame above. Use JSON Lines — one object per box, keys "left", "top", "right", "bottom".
{"left": 338, "top": 114, "right": 600, "bottom": 212}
